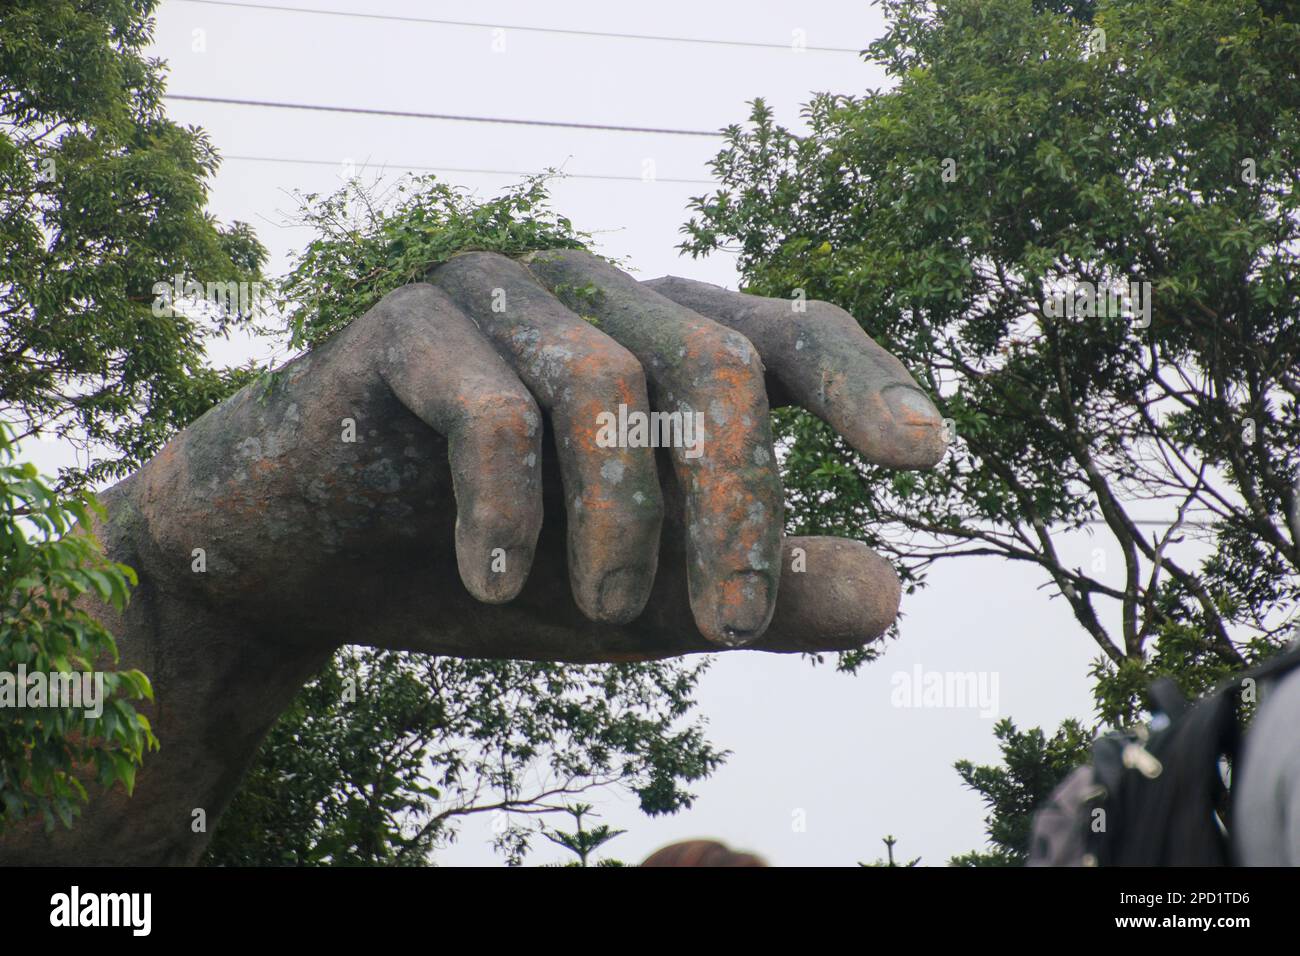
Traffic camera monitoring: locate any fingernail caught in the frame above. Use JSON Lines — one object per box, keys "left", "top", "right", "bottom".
{"left": 461, "top": 544, "right": 531, "bottom": 603}
{"left": 882, "top": 383, "right": 941, "bottom": 427}
{"left": 880, "top": 383, "right": 947, "bottom": 467}
{"left": 594, "top": 566, "right": 652, "bottom": 623}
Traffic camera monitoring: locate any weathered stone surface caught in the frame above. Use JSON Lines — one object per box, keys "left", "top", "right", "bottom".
{"left": 0, "top": 252, "right": 942, "bottom": 865}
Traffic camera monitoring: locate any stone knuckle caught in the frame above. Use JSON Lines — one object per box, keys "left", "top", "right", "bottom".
{"left": 694, "top": 329, "right": 764, "bottom": 378}
{"left": 463, "top": 390, "right": 539, "bottom": 426}
{"left": 379, "top": 281, "right": 441, "bottom": 308}
{"left": 581, "top": 352, "right": 646, "bottom": 399}
{"left": 801, "top": 300, "right": 860, "bottom": 332}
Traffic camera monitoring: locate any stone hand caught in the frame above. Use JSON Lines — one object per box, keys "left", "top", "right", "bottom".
{"left": 2, "top": 248, "right": 947, "bottom": 865}
{"left": 126, "top": 249, "right": 943, "bottom": 662}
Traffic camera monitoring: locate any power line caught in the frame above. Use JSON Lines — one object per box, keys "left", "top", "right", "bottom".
{"left": 174, "top": 0, "right": 864, "bottom": 54}
{"left": 222, "top": 153, "right": 716, "bottom": 185}
{"left": 165, "top": 94, "right": 722, "bottom": 137}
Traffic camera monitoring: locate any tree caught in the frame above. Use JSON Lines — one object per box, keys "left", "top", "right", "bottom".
{"left": 203, "top": 648, "right": 717, "bottom": 866}
{"left": 860, "top": 834, "right": 921, "bottom": 867}
{"left": 681, "top": 0, "right": 1300, "bottom": 858}
{"left": 540, "top": 804, "right": 627, "bottom": 867}
{"left": 0, "top": 0, "right": 266, "bottom": 489}
{"left": 949, "top": 719, "right": 1091, "bottom": 866}
{"left": 0, "top": 424, "right": 156, "bottom": 833}
{"left": 203, "top": 174, "right": 726, "bottom": 866}
{"left": 1, "top": 0, "right": 252, "bottom": 836}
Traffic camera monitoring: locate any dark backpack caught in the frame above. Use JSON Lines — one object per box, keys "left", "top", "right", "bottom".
{"left": 1027, "top": 640, "right": 1300, "bottom": 866}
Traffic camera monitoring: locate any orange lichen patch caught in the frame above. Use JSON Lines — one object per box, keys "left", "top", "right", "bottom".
{"left": 706, "top": 360, "right": 755, "bottom": 395}
{"left": 614, "top": 375, "right": 639, "bottom": 409}
{"left": 688, "top": 470, "right": 759, "bottom": 521}
{"left": 679, "top": 323, "right": 719, "bottom": 364}
{"left": 714, "top": 575, "right": 748, "bottom": 613}
{"left": 575, "top": 497, "right": 621, "bottom": 518}
{"left": 248, "top": 458, "right": 280, "bottom": 481}
{"left": 561, "top": 336, "right": 609, "bottom": 377}
{"left": 569, "top": 396, "right": 609, "bottom": 450}
{"left": 210, "top": 488, "right": 267, "bottom": 522}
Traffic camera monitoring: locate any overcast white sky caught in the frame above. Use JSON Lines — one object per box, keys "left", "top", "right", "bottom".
{"left": 27, "top": 0, "right": 1122, "bottom": 865}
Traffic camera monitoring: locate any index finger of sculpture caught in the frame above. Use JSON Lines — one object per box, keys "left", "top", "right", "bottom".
{"left": 523, "top": 249, "right": 783, "bottom": 648}
{"left": 429, "top": 252, "right": 664, "bottom": 624}
{"left": 371, "top": 283, "right": 544, "bottom": 603}
{"left": 644, "top": 277, "right": 947, "bottom": 469}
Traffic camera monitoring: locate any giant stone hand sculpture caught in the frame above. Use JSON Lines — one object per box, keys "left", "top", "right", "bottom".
{"left": 0, "top": 250, "right": 945, "bottom": 864}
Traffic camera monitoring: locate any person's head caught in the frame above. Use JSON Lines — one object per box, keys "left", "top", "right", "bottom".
{"left": 640, "top": 840, "right": 767, "bottom": 867}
